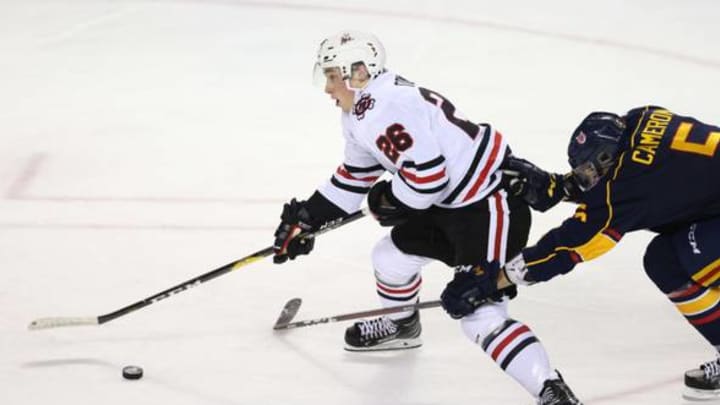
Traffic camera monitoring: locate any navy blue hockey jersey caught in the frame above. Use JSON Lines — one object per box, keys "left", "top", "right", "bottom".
{"left": 523, "top": 106, "right": 720, "bottom": 282}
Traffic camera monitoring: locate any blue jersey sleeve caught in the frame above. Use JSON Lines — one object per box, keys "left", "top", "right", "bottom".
{"left": 521, "top": 152, "right": 644, "bottom": 282}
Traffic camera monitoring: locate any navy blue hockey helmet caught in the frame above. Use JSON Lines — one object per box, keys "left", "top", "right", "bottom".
{"left": 567, "top": 112, "right": 626, "bottom": 191}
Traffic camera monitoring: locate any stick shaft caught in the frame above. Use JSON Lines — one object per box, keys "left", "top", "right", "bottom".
{"left": 30, "top": 208, "right": 369, "bottom": 330}
{"left": 274, "top": 300, "right": 442, "bottom": 330}
{"left": 98, "top": 247, "right": 272, "bottom": 324}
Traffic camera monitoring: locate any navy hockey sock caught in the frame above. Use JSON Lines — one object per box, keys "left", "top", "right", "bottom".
{"left": 669, "top": 282, "right": 720, "bottom": 348}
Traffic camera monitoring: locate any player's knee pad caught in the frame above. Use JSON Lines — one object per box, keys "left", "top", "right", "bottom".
{"left": 644, "top": 234, "right": 690, "bottom": 293}
{"left": 372, "top": 235, "right": 431, "bottom": 285}
{"left": 460, "top": 298, "right": 510, "bottom": 345}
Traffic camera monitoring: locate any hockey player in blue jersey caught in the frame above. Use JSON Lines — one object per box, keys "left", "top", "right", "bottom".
{"left": 439, "top": 105, "right": 720, "bottom": 400}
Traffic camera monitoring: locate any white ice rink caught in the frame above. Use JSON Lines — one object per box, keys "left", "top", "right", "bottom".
{"left": 2, "top": 1, "right": 720, "bottom": 404}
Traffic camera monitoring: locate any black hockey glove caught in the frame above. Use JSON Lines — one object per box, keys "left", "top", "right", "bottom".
{"left": 272, "top": 192, "right": 348, "bottom": 264}
{"left": 367, "top": 180, "right": 415, "bottom": 227}
{"left": 273, "top": 198, "right": 316, "bottom": 264}
{"left": 501, "top": 155, "right": 579, "bottom": 212}
{"left": 441, "top": 261, "right": 503, "bottom": 319}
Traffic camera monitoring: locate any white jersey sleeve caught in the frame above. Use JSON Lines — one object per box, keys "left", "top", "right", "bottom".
{"left": 317, "top": 128, "right": 385, "bottom": 214}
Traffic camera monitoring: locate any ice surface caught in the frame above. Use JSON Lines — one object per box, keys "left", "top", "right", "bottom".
{"left": 2, "top": 1, "right": 720, "bottom": 404}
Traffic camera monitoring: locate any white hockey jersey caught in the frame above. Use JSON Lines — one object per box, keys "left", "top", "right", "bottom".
{"left": 318, "top": 71, "right": 509, "bottom": 214}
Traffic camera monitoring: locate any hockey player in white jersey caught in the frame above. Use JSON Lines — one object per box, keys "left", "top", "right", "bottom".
{"left": 271, "top": 30, "right": 581, "bottom": 405}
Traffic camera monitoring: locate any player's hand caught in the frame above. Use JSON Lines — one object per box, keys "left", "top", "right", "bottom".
{"left": 272, "top": 198, "right": 317, "bottom": 264}
{"left": 501, "top": 156, "right": 565, "bottom": 212}
{"left": 440, "top": 261, "right": 502, "bottom": 319}
{"left": 367, "top": 180, "right": 414, "bottom": 227}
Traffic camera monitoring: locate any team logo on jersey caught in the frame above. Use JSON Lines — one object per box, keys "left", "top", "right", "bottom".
{"left": 575, "top": 131, "right": 587, "bottom": 144}
{"left": 353, "top": 93, "right": 375, "bottom": 120}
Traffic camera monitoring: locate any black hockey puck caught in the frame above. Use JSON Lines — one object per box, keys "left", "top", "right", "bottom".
{"left": 122, "top": 365, "right": 143, "bottom": 380}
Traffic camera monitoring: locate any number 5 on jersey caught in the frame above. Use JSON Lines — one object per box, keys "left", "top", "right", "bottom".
{"left": 670, "top": 122, "right": 720, "bottom": 157}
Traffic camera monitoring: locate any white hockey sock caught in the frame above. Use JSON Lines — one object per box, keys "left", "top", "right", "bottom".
{"left": 371, "top": 235, "right": 430, "bottom": 321}
{"left": 480, "top": 319, "right": 557, "bottom": 396}
{"left": 375, "top": 274, "right": 422, "bottom": 320}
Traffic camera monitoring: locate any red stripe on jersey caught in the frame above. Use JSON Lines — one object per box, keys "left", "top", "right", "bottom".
{"left": 603, "top": 228, "right": 622, "bottom": 241}
{"left": 569, "top": 251, "right": 582, "bottom": 263}
{"left": 376, "top": 276, "right": 422, "bottom": 295}
{"left": 491, "top": 324, "right": 530, "bottom": 360}
{"left": 492, "top": 193, "right": 504, "bottom": 261}
{"left": 336, "top": 166, "right": 379, "bottom": 182}
{"left": 691, "top": 306, "right": 720, "bottom": 326}
{"left": 698, "top": 265, "right": 720, "bottom": 287}
{"left": 669, "top": 283, "right": 703, "bottom": 300}
{"left": 462, "top": 131, "right": 503, "bottom": 202}
{"left": 399, "top": 168, "right": 446, "bottom": 184}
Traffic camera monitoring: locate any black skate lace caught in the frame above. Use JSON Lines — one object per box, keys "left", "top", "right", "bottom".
{"left": 701, "top": 358, "right": 720, "bottom": 380}
{"left": 358, "top": 317, "right": 397, "bottom": 340}
{"left": 540, "top": 388, "right": 557, "bottom": 404}
{"left": 538, "top": 379, "right": 577, "bottom": 405}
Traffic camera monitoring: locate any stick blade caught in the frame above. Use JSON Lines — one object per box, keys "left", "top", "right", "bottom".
{"left": 273, "top": 298, "right": 302, "bottom": 330}
{"left": 28, "top": 316, "right": 99, "bottom": 330}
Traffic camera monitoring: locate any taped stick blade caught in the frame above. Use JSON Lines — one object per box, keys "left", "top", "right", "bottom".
{"left": 273, "top": 298, "right": 302, "bottom": 330}
{"left": 28, "top": 316, "right": 99, "bottom": 330}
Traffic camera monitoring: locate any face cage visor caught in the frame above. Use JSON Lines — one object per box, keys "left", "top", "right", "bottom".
{"left": 312, "top": 62, "right": 335, "bottom": 88}
{"left": 570, "top": 149, "right": 617, "bottom": 191}
{"left": 571, "top": 161, "right": 602, "bottom": 191}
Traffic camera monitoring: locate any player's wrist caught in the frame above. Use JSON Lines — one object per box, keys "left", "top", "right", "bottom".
{"left": 306, "top": 191, "right": 348, "bottom": 227}
{"left": 503, "top": 254, "right": 534, "bottom": 286}
{"left": 498, "top": 267, "right": 514, "bottom": 289}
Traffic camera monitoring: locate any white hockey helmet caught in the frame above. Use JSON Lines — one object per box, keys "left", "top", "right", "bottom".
{"left": 312, "top": 31, "right": 386, "bottom": 86}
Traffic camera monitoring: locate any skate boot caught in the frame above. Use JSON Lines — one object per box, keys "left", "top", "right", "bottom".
{"left": 344, "top": 311, "right": 422, "bottom": 351}
{"left": 684, "top": 357, "right": 720, "bottom": 400}
{"left": 537, "top": 371, "right": 583, "bottom": 405}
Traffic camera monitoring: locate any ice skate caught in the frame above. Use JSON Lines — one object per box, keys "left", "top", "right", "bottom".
{"left": 684, "top": 357, "right": 720, "bottom": 400}
{"left": 344, "top": 311, "right": 421, "bottom": 351}
{"left": 537, "top": 372, "right": 583, "bottom": 405}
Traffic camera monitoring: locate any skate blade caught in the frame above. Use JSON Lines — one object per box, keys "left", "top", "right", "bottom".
{"left": 344, "top": 337, "right": 422, "bottom": 352}
{"left": 683, "top": 386, "right": 720, "bottom": 401}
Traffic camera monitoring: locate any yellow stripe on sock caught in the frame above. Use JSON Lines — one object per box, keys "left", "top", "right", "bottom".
{"left": 692, "top": 258, "right": 720, "bottom": 286}
{"left": 676, "top": 288, "right": 720, "bottom": 316}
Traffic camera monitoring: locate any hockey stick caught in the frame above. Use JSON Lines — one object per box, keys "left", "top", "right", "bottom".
{"left": 272, "top": 298, "right": 442, "bottom": 330}
{"left": 29, "top": 208, "right": 370, "bottom": 330}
